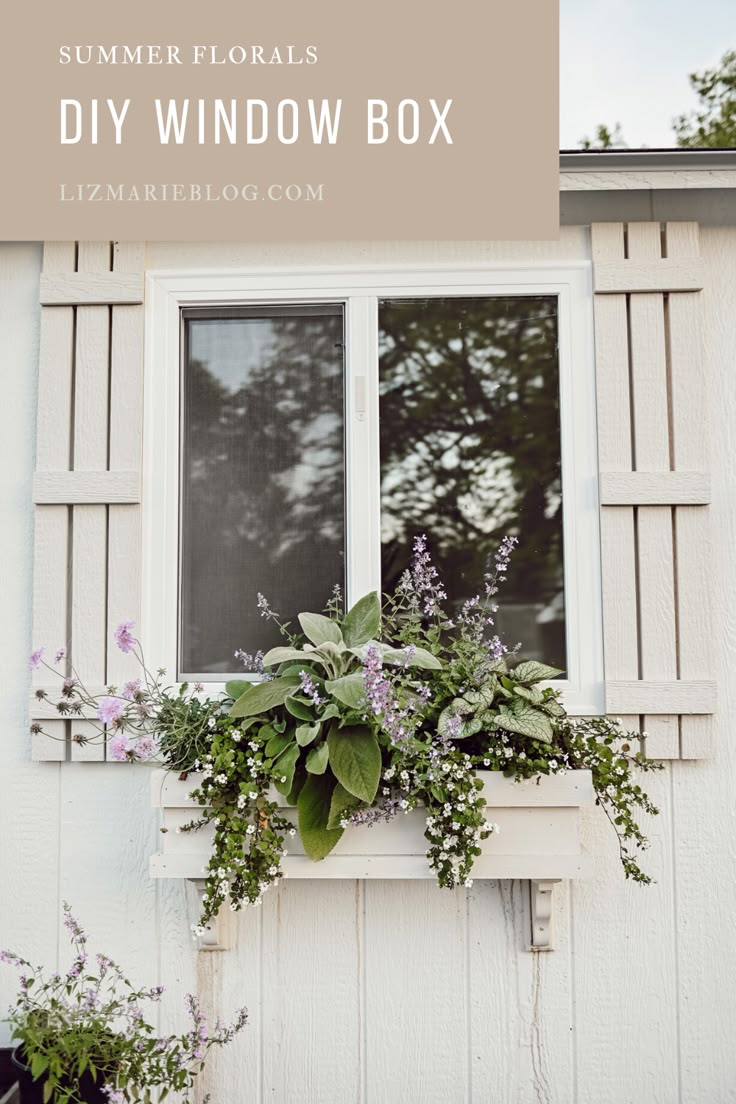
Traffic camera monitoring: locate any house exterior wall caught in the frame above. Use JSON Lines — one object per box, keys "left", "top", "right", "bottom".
{"left": 1, "top": 219, "right": 735, "bottom": 1103}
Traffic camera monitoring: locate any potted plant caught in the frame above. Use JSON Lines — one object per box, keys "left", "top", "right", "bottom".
{"left": 30, "top": 535, "right": 660, "bottom": 934}
{"left": 1, "top": 903, "right": 248, "bottom": 1103}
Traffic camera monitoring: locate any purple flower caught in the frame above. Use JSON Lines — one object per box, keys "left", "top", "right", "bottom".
{"left": 102, "top": 1089, "right": 125, "bottom": 1104}
{"left": 113, "top": 620, "right": 136, "bottom": 653}
{"left": 29, "top": 647, "right": 44, "bottom": 670}
{"left": 298, "top": 670, "right": 323, "bottom": 707}
{"left": 363, "top": 646, "right": 411, "bottom": 745}
{"left": 54, "top": 647, "right": 67, "bottom": 664}
{"left": 121, "top": 679, "right": 142, "bottom": 701}
{"left": 98, "top": 696, "right": 126, "bottom": 726}
{"left": 108, "top": 732, "right": 132, "bottom": 761}
{"left": 134, "top": 736, "right": 157, "bottom": 762}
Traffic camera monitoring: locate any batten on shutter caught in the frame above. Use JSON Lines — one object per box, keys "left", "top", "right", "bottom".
{"left": 31, "top": 241, "right": 145, "bottom": 762}
{"left": 592, "top": 221, "right": 715, "bottom": 759}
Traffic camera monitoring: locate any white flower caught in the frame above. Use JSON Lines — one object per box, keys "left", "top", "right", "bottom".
{"left": 215, "top": 773, "right": 228, "bottom": 784}
{"left": 549, "top": 759, "right": 558, "bottom": 770}
{"left": 464, "top": 879, "right": 473, "bottom": 888}
{"left": 246, "top": 824, "right": 256, "bottom": 835}
{"left": 288, "top": 827, "right": 296, "bottom": 837}
{"left": 482, "top": 758, "right": 490, "bottom": 766}
{"left": 268, "top": 866, "right": 278, "bottom": 876}
{"left": 232, "top": 732, "right": 242, "bottom": 743}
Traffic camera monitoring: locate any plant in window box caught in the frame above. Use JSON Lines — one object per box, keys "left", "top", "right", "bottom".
{"left": 30, "top": 537, "right": 661, "bottom": 931}
{"left": 1, "top": 903, "right": 248, "bottom": 1104}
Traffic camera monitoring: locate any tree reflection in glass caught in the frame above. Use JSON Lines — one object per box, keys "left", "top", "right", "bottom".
{"left": 378, "top": 296, "right": 566, "bottom": 669}
{"left": 180, "top": 307, "right": 345, "bottom": 675}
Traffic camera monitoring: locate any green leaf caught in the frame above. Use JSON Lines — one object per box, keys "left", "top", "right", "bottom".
{"left": 225, "top": 679, "right": 252, "bottom": 700}
{"left": 261, "top": 646, "right": 318, "bottom": 668}
{"left": 273, "top": 743, "right": 300, "bottom": 795}
{"left": 512, "top": 660, "right": 564, "bottom": 684}
{"left": 381, "top": 644, "right": 442, "bottom": 670}
{"left": 297, "top": 774, "right": 344, "bottom": 859}
{"left": 230, "top": 675, "right": 300, "bottom": 718}
{"left": 298, "top": 612, "right": 344, "bottom": 647}
{"left": 43, "top": 1082, "right": 53, "bottom": 1104}
{"left": 296, "top": 722, "right": 321, "bottom": 747}
{"left": 327, "top": 725, "right": 381, "bottom": 803}
{"left": 513, "top": 684, "right": 544, "bottom": 705}
{"left": 341, "top": 591, "right": 381, "bottom": 648}
{"left": 327, "top": 781, "right": 362, "bottom": 829}
{"left": 285, "top": 696, "right": 315, "bottom": 721}
{"left": 495, "top": 703, "right": 554, "bottom": 741}
{"left": 285, "top": 764, "right": 307, "bottom": 805}
{"left": 306, "top": 743, "right": 330, "bottom": 774}
{"left": 437, "top": 706, "right": 482, "bottom": 740}
{"left": 265, "top": 731, "right": 293, "bottom": 759}
{"left": 31, "top": 1054, "right": 49, "bottom": 1080}
{"left": 325, "top": 673, "right": 366, "bottom": 708}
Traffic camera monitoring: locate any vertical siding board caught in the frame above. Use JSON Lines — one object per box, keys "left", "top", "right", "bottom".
{"left": 573, "top": 768, "right": 680, "bottom": 1103}
{"left": 107, "top": 243, "right": 145, "bottom": 710}
{"left": 70, "top": 243, "right": 111, "bottom": 761}
{"left": 364, "top": 881, "right": 468, "bottom": 1102}
{"left": 666, "top": 222, "right": 713, "bottom": 758}
{"left": 193, "top": 906, "right": 260, "bottom": 1104}
{"left": 591, "top": 224, "right": 639, "bottom": 739}
{"left": 57, "top": 767, "right": 159, "bottom": 1027}
{"left": 627, "top": 224, "right": 679, "bottom": 758}
{"left": 468, "top": 881, "right": 574, "bottom": 1103}
{"left": 260, "top": 882, "right": 361, "bottom": 1103}
{"left": 31, "top": 242, "right": 76, "bottom": 760}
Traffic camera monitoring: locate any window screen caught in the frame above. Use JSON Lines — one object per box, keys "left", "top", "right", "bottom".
{"left": 378, "top": 296, "right": 565, "bottom": 670}
{"left": 180, "top": 305, "right": 346, "bottom": 676}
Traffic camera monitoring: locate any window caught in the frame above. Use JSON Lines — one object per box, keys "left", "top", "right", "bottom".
{"left": 144, "top": 265, "right": 602, "bottom": 713}
{"left": 180, "top": 306, "right": 346, "bottom": 676}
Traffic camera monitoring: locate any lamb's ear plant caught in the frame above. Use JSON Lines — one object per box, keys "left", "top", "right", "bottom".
{"left": 1, "top": 904, "right": 248, "bottom": 1104}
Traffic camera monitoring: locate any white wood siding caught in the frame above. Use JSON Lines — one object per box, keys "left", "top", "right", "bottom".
{"left": 2, "top": 226, "right": 734, "bottom": 1103}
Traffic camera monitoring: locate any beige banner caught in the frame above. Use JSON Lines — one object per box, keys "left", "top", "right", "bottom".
{"left": 0, "top": 0, "right": 559, "bottom": 240}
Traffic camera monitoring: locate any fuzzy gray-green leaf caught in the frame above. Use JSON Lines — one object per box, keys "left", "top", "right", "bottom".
{"left": 341, "top": 592, "right": 381, "bottom": 648}
{"left": 298, "top": 612, "right": 344, "bottom": 647}
{"left": 306, "top": 742, "right": 330, "bottom": 775}
{"left": 326, "top": 724, "right": 381, "bottom": 803}
{"left": 230, "top": 675, "right": 300, "bottom": 718}
{"left": 325, "top": 673, "right": 366, "bottom": 709}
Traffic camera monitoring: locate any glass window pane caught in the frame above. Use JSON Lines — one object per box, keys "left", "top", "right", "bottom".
{"left": 378, "top": 296, "right": 565, "bottom": 670}
{"left": 180, "top": 306, "right": 346, "bottom": 676}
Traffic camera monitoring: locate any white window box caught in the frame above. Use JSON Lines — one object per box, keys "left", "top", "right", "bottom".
{"left": 149, "top": 767, "right": 595, "bottom": 949}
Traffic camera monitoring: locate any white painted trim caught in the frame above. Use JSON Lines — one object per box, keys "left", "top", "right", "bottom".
{"left": 560, "top": 168, "right": 736, "bottom": 192}
{"left": 143, "top": 262, "right": 605, "bottom": 714}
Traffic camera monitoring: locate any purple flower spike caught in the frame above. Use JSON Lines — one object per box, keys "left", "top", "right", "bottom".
{"left": 113, "top": 620, "right": 136, "bottom": 653}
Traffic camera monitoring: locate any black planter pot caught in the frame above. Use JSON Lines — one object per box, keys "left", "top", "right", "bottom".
{"left": 11, "top": 1050, "right": 109, "bottom": 1104}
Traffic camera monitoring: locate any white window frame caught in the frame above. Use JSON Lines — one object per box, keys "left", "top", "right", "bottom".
{"left": 143, "top": 263, "right": 604, "bottom": 714}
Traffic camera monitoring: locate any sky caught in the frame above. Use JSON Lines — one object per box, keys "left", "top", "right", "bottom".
{"left": 560, "top": 0, "right": 735, "bottom": 148}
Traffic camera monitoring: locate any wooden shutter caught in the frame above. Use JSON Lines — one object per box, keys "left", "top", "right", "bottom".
{"left": 30, "top": 241, "right": 145, "bottom": 761}
{"left": 593, "top": 221, "right": 715, "bottom": 758}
